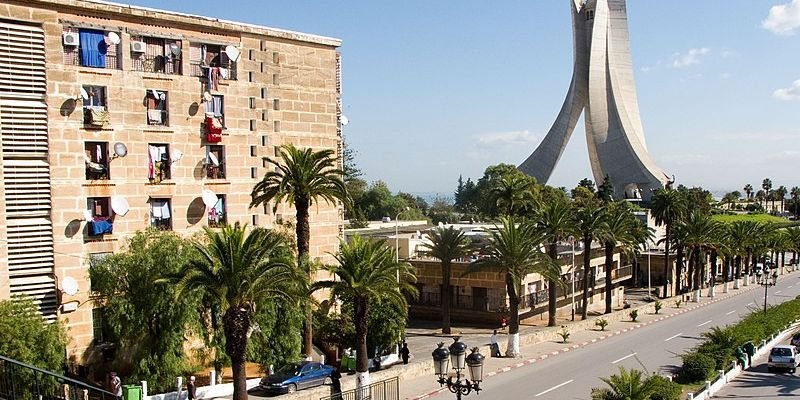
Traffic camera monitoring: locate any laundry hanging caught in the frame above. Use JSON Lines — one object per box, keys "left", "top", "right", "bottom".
{"left": 79, "top": 29, "right": 107, "bottom": 68}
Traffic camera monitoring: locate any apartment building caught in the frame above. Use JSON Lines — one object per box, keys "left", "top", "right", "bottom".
{"left": 0, "top": 0, "right": 344, "bottom": 364}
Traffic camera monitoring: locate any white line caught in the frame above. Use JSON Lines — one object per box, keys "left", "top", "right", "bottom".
{"left": 535, "top": 380, "right": 574, "bottom": 397}
{"left": 747, "top": 302, "right": 755, "bottom": 306}
{"left": 726, "top": 310, "right": 736, "bottom": 315}
{"left": 776, "top": 290, "right": 783, "bottom": 294}
{"left": 697, "top": 320, "right": 712, "bottom": 327}
{"left": 612, "top": 353, "right": 637, "bottom": 364}
{"left": 664, "top": 332, "right": 683, "bottom": 342}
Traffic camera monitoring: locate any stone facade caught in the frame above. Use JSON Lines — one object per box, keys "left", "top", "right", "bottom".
{"left": 0, "top": 0, "right": 343, "bottom": 365}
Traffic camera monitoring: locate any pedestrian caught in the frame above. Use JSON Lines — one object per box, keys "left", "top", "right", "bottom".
{"left": 490, "top": 329, "right": 501, "bottom": 357}
{"left": 110, "top": 372, "right": 122, "bottom": 400}
{"left": 500, "top": 317, "right": 507, "bottom": 332}
{"left": 330, "top": 367, "right": 342, "bottom": 398}
{"left": 400, "top": 342, "right": 410, "bottom": 365}
{"left": 187, "top": 376, "right": 196, "bottom": 400}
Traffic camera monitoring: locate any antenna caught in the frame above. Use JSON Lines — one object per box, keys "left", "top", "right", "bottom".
{"left": 111, "top": 195, "right": 130, "bottom": 217}
{"left": 112, "top": 142, "right": 128, "bottom": 159}
{"left": 107, "top": 32, "right": 121, "bottom": 45}
{"left": 203, "top": 91, "right": 212, "bottom": 102}
{"left": 61, "top": 276, "right": 79, "bottom": 296}
{"left": 80, "top": 87, "right": 89, "bottom": 100}
{"left": 202, "top": 189, "right": 218, "bottom": 208}
{"left": 225, "top": 45, "right": 241, "bottom": 62}
{"left": 169, "top": 43, "right": 182, "bottom": 57}
{"left": 340, "top": 115, "right": 350, "bottom": 126}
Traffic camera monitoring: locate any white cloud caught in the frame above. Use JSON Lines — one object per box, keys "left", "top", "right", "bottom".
{"left": 774, "top": 79, "right": 800, "bottom": 100}
{"left": 671, "top": 48, "right": 710, "bottom": 68}
{"left": 475, "top": 130, "right": 541, "bottom": 147}
{"left": 763, "top": 0, "right": 800, "bottom": 35}
{"left": 660, "top": 153, "right": 713, "bottom": 166}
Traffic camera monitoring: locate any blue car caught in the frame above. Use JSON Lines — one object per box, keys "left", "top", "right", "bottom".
{"left": 260, "top": 361, "right": 334, "bottom": 394}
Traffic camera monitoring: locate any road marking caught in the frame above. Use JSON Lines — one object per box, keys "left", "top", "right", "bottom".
{"left": 747, "top": 302, "right": 755, "bottom": 306}
{"left": 664, "top": 333, "right": 683, "bottom": 342}
{"left": 535, "top": 380, "right": 573, "bottom": 397}
{"left": 726, "top": 310, "right": 736, "bottom": 315}
{"left": 612, "top": 353, "right": 637, "bottom": 364}
{"left": 776, "top": 290, "right": 783, "bottom": 294}
{"left": 697, "top": 320, "right": 712, "bottom": 327}
{"left": 789, "top": 285, "right": 794, "bottom": 289}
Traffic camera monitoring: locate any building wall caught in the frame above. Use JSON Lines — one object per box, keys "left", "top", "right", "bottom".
{"left": 0, "top": 0, "right": 343, "bottom": 364}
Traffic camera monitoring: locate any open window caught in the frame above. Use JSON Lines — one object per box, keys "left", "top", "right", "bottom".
{"left": 62, "top": 27, "right": 121, "bottom": 69}
{"left": 189, "top": 43, "right": 238, "bottom": 80}
{"left": 208, "top": 194, "right": 226, "bottom": 228}
{"left": 146, "top": 90, "right": 169, "bottom": 126}
{"left": 147, "top": 143, "right": 171, "bottom": 183}
{"left": 85, "top": 142, "right": 109, "bottom": 180}
{"left": 131, "top": 36, "right": 182, "bottom": 74}
{"left": 82, "top": 85, "right": 109, "bottom": 127}
{"left": 87, "top": 197, "right": 113, "bottom": 236}
{"left": 204, "top": 95, "right": 224, "bottom": 142}
{"left": 150, "top": 198, "right": 172, "bottom": 230}
{"left": 205, "top": 145, "right": 225, "bottom": 179}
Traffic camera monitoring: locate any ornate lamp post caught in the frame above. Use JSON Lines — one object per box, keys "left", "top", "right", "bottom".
{"left": 432, "top": 337, "right": 484, "bottom": 399}
{"left": 755, "top": 267, "right": 778, "bottom": 315}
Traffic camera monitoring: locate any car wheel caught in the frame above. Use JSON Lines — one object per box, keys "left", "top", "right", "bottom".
{"left": 768, "top": 367, "right": 773, "bottom": 373}
{"left": 287, "top": 384, "right": 297, "bottom": 394}
{"left": 323, "top": 376, "right": 333, "bottom": 385}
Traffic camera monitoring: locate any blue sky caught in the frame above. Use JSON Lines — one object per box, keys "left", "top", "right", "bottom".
{"left": 122, "top": 0, "right": 800, "bottom": 196}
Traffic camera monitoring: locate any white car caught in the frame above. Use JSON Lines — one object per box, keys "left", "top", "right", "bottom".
{"left": 768, "top": 345, "right": 799, "bottom": 373}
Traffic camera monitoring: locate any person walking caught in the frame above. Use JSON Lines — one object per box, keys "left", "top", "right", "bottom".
{"left": 400, "top": 342, "right": 410, "bottom": 365}
{"left": 330, "top": 367, "right": 342, "bottom": 399}
{"left": 110, "top": 372, "right": 122, "bottom": 400}
{"left": 187, "top": 376, "right": 197, "bottom": 400}
{"left": 490, "top": 330, "right": 501, "bottom": 357}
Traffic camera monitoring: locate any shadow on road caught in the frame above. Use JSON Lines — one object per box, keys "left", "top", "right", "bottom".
{"left": 715, "top": 362, "right": 800, "bottom": 398}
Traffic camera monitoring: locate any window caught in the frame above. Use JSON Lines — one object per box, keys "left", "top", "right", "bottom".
{"left": 146, "top": 90, "right": 169, "bottom": 126}
{"left": 85, "top": 142, "right": 109, "bottom": 180}
{"left": 273, "top": 99, "right": 280, "bottom": 111}
{"left": 87, "top": 197, "right": 113, "bottom": 236}
{"left": 189, "top": 43, "right": 237, "bottom": 80}
{"left": 150, "top": 198, "right": 172, "bottom": 230}
{"left": 205, "top": 145, "right": 225, "bottom": 179}
{"left": 63, "top": 28, "right": 121, "bottom": 69}
{"left": 250, "top": 146, "right": 257, "bottom": 157}
{"left": 587, "top": 10, "right": 595, "bottom": 20}
{"left": 131, "top": 36, "right": 182, "bottom": 74}
{"left": 82, "top": 85, "right": 109, "bottom": 127}
{"left": 92, "top": 308, "right": 113, "bottom": 344}
{"left": 147, "top": 143, "right": 171, "bottom": 182}
{"left": 205, "top": 94, "right": 225, "bottom": 126}
{"left": 88, "top": 252, "right": 112, "bottom": 292}
{"left": 208, "top": 194, "right": 226, "bottom": 228}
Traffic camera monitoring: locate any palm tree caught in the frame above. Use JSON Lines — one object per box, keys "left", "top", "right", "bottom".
{"left": 313, "top": 235, "right": 416, "bottom": 394}
{"left": 420, "top": 226, "right": 471, "bottom": 334}
{"left": 465, "top": 217, "right": 560, "bottom": 357}
{"left": 250, "top": 144, "right": 349, "bottom": 357}
{"left": 743, "top": 184, "right": 753, "bottom": 202}
{"left": 573, "top": 202, "right": 606, "bottom": 319}
{"left": 787, "top": 227, "right": 800, "bottom": 266}
{"left": 591, "top": 367, "right": 658, "bottom": 400}
{"left": 681, "top": 212, "right": 721, "bottom": 299}
{"left": 491, "top": 175, "right": 536, "bottom": 217}
{"left": 596, "top": 202, "right": 637, "bottom": 314}
{"left": 167, "top": 225, "right": 302, "bottom": 400}
{"left": 726, "top": 222, "right": 749, "bottom": 288}
{"left": 776, "top": 185, "right": 788, "bottom": 215}
{"left": 650, "top": 188, "right": 687, "bottom": 298}
{"left": 762, "top": 178, "right": 773, "bottom": 212}
{"left": 756, "top": 190, "right": 766, "bottom": 210}
{"left": 535, "top": 197, "right": 575, "bottom": 326}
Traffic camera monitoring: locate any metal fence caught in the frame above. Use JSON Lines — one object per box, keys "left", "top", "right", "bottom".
{"left": 0, "top": 355, "right": 116, "bottom": 400}
{"left": 319, "top": 376, "right": 398, "bottom": 400}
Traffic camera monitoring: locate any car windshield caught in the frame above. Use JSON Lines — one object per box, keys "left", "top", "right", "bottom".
{"left": 277, "top": 364, "right": 302, "bottom": 375}
{"left": 771, "top": 348, "right": 793, "bottom": 357}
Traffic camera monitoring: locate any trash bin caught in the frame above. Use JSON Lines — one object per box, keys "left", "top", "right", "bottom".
{"left": 122, "top": 385, "right": 142, "bottom": 400}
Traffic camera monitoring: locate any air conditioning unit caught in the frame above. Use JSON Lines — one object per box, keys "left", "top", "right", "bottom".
{"left": 130, "top": 41, "right": 146, "bottom": 53}
{"left": 63, "top": 32, "right": 80, "bottom": 46}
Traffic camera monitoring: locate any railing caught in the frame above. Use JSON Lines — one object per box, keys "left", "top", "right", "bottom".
{"left": 132, "top": 55, "right": 181, "bottom": 75}
{"left": 206, "top": 165, "right": 225, "bottom": 179}
{"left": 146, "top": 110, "right": 169, "bottom": 126}
{"left": 411, "top": 293, "right": 506, "bottom": 311}
{"left": 319, "top": 376, "right": 398, "bottom": 400}
{"left": 189, "top": 62, "right": 237, "bottom": 80}
{"left": 0, "top": 355, "right": 116, "bottom": 400}
{"left": 151, "top": 218, "right": 172, "bottom": 230}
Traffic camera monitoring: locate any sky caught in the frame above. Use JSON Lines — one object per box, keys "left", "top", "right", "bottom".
{"left": 120, "top": 0, "right": 800, "bottom": 197}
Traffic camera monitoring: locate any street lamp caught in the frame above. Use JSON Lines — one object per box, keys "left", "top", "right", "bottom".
{"left": 395, "top": 207, "right": 410, "bottom": 264}
{"left": 567, "top": 236, "right": 576, "bottom": 321}
{"left": 432, "top": 338, "right": 484, "bottom": 399}
{"left": 755, "top": 267, "right": 778, "bottom": 315}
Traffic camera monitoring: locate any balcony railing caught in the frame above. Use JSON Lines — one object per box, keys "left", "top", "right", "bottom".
{"left": 151, "top": 218, "right": 172, "bottom": 230}
{"left": 146, "top": 109, "right": 169, "bottom": 126}
{"left": 132, "top": 55, "right": 181, "bottom": 74}
{"left": 206, "top": 164, "right": 225, "bottom": 179}
{"left": 410, "top": 292, "right": 506, "bottom": 312}
{"left": 190, "top": 62, "right": 237, "bottom": 80}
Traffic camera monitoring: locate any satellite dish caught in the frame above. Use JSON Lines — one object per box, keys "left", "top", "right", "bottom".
{"left": 62, "top": 276, "right": 79, "bottom": 296}
{"left": 207, "top": 152, "right": 219, "bottom": 166}
{"left": 80, "top": 87, "right": 89, "bottom": 100}
{"left": 171, "top": 149, "right": 183, "bottom": 163}
{"left": 203, "top": 91, "right": 212, "bottom": 102}
{"left": 83, "top": 209, "right": 93, "bottom": 222}
{"left": 169, "top": 43, "right": 182, "bottom": 57}
{"left": 202, "top": 189, "right": 218, "bottom": 208}
{"left": 107, "top": 32, "right": 121, "bottom": 45}
{"left": 225, "top": 45, "right": 241, "bottom": 62}
{"left": 151, "top": 89, "right": 160, "bottom": 99}
{"left": 111, "top": 195, "right": 130, "bottom": 217}
{"left": 340, "top": 115, "right": 350, "bottom": 126}
{"left": 113, "top": 142, "right": 128, "bottom": 158}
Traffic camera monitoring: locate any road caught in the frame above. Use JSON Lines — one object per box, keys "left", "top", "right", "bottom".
{"left": 425, "top": 275, "right": 800, "bottom": 400}
{"left": 714, "top": 335, "right": 800, "bottom": 398}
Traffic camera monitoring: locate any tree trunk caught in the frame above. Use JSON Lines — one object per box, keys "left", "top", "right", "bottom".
{"left": 710, "top": 250, "right": 718, "bottom": 296}
{"left": 547, "top": 243, "right": 558, "bottom": 327}
{"left": 687, "top": 248, "right": 695, "bottom": 292}
{"left": 441, "top": 261, "right": 452, "bottom": 334}
{"left": 604, "top": 243, "right": 613, "bottom": 314}
{"left": 581, "top": 236, "right": 591, "bottom": 320}
{"left": 663, "top": 225, "right": 671, "bottom": 297}
{"left": 676, "top": 245, "right": 684, "bottom": 293}
{"left": 354, "top": 297, "right": 370, "bottom": 398}
{"left": 223, "top": 307, "right": 251, "bottom": 400}
{"left": 505, "top": 272, "right": 520, "bottom": 357}
{"left": 295, "top": 197, "right": 314, "bottom": 358}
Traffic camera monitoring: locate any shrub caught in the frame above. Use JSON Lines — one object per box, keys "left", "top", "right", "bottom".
{"left": 675, "top": 299, "right": 683, "bottom": 308}
{"left": 680, "top": 352, "right": 716, "bottom": 383}
{"left": 654, "top": 300, "right": 663, "bottom": 314}
{"left": 629, "top": 309, "right": 639, "bottom": 322}
{"left": 595, "top": 318, "right": 609, "bottom": 331}
{"left": 558, "top": 325, "right": 570, "bottom": 343}
{"left": 647, "top": 375, "right": 681, "bottom": 400}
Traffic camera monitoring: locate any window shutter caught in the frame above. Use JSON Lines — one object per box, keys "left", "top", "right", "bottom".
{"left": 0, "top": 21, "right": 46, "bottom": 97}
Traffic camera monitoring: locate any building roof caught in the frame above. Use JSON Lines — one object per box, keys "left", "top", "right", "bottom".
{"left": 31, "top": 0, "right": 342, "bottom": 47}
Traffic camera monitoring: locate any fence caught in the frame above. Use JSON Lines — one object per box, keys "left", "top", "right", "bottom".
{"left": 0, "top": 355, "right": 116, "bottom": 400}
{"left": 319, "top": 377, "right": 398, "bottom": 400}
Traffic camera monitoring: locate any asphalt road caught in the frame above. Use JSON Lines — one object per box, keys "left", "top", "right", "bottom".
{"left": 714, "top": 336, "right": 800, "bottom": 398}
{"left": 426, "top": 275, "right": 800, "bottom": 400}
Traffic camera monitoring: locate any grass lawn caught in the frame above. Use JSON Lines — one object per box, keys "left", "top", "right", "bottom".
{"left": 712, "top": 213, "right": 786, "bottom": 224}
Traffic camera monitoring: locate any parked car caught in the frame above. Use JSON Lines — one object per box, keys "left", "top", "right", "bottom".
{"left": 791, "top": 333, "right": 800, "bottom": 348}
{"left": 768, "top": 345, "right": 799, "bottom": 373}
{"left": 260, "top": 361, "right": 333, "bottom": 394}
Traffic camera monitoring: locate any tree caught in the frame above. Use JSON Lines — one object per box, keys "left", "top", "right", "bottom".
{"left": 762, "top": 178, "right": 773, "bottom": 211}
{"left": 535, "top": 197, "right": 575, "bottom": 326}
{"left": 596, "top": 202, "right": 638, "bottom": 314}
{"left": 681, "top": 212, "right": 721, "bottom": 296}
{"left": 591, "top": 367, "right": 677, "bottom": 400}
{"left": 429, "top": 196, "right": 459, "bottom": 224}
{"left": 90, "top": 230, "right": 201, "bottom": 392}
{"left": 597, "top": 175, "right": 614, "bottom": 203}
{"left": 776, "top": 185, "right": 788, "bottom": 214}
{"left": 650, "top": 188, "right": 687, "bottom": 298}
{"left": 313, "top": 235, "right": 416, "bottom": 395}
{"left": 465, "top": 217, "right": 560, "bottom": 357}
{"left": 491, "top": 174, "right": 537, "bottom": 217}
{"left": 167, "top": 225, "right": 303, "bottom": 400}
{"left": 790, "top": 186, "right": 800, "bottom": 218}
{"left": 572, "top": 202, "right": 606, "bottom": 319}
{"left": 250, "top": 144, "right": 349, "bottom": 357}
{"left": 420, "top": 226, "right": 472, "bottom": 334}
{"left": 0, "top": 298, "right": 67, "bottom": 372}
{"left": 743, "top": 184, "right": 753, "bottom": 202}
{"left": 473, "top": 163, "right": 537, "bottom": 219}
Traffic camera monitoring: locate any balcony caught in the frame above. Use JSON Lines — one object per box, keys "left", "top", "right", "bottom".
{"left": 132, "top": 54, "right": 181, "bottom": 75}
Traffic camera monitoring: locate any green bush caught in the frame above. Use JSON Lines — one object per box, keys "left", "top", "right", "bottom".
{"left": 595, "top": 318, "right": 609, "bottom": 331}
{"left": 648, "top": 375, "right": 681, "bottom": 400}
{"left": 629, "top": 309, "right": 639, "bottom": 322}
{"left": 654, "top": 300, "right": 663, "bottom": 314}
{"left": 679, "top": 352, "right": 716, "bottom": 383}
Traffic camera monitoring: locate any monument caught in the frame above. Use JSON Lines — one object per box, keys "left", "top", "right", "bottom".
{"left": 519, "top": 0, "right": 669, "bottom": 200}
